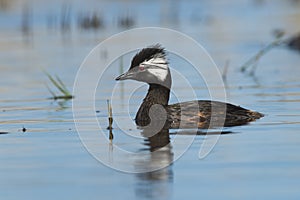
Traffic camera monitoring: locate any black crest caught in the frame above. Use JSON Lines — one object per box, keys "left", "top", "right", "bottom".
{"left": 130, "top": 44, "right": 166, "bottom": 69}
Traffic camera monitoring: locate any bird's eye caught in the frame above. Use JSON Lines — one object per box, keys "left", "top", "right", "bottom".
{"left": 138, "top": 65, "right": 145, "bottom": 71}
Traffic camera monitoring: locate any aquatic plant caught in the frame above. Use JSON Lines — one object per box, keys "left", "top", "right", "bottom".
{"left": 240, "top": 34, "right": 285, "bottom": 75}
{"left": 44, "top": 71, "right": 73, "bottom": 100}
{"left": 222, "top": 60, "right": 230, "bottom": 83}
{"left": 78, "top": 12, "right": 104, "bottom": 30}
{"left": 287, "top": 33, "right": 300, "bottom": 51}
{"left": 117, "top": 14, "right": 135, "bottom": 28}
{"left": 107, "top": 99, "right": 114, "bottom": 140}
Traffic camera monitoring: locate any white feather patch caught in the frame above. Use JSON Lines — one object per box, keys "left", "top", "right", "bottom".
{"left": 142, "top": 57, "right": 168, "bottom": 69}
{"left": 147, "top": 68, "right": 168, "bottom": 82}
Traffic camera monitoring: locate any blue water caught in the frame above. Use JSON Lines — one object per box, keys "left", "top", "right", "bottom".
{"left": 1, "top": 0, "right": 300, "bottom": 199}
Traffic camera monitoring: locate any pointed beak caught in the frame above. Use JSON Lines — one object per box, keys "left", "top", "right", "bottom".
{"left": 115, "top": 70, "right": 134, "bottom": 81}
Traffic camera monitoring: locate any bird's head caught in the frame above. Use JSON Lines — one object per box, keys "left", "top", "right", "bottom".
{"left": 115, "top": 44, "right": 171, "bottom": 89}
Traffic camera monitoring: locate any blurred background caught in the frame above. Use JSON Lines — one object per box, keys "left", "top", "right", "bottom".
{"left": 1, "top": 0, "right": 300, "bottom": 85}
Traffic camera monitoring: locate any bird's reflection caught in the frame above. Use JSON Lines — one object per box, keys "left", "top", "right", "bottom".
{"left": 134, "top": 126, "right": 174, "bottom": 200}
{"left": 132, "top": 123, "right": 234, "bottom": 199}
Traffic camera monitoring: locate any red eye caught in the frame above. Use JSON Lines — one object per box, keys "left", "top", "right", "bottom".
{"left": 139, "top": 65, "right": 145, "bottom": 71}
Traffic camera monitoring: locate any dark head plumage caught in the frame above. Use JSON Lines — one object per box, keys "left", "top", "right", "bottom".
{"left": 130, "top": 44, "right": 166, "bottom": 69}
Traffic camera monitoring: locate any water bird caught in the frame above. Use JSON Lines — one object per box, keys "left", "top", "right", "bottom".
{"left": 115, "top": 45, "right": 263, "bottom": 129}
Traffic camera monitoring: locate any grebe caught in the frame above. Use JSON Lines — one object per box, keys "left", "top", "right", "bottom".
{"left": 115, "top": 45, "right": 263, "bottom": 129}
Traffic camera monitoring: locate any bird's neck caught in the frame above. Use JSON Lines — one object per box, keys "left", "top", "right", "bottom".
{"left": 144, "top": 84, "right": 170, "bottom": 105}
{"left": 135, "top": 84, "right": 170, "bottom": 126}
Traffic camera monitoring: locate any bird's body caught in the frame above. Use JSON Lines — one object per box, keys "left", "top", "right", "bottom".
{"left": 168, "top": 100, "right": 263, "bottom": 129}
{"left": 116, "top": 45, "right": 263, "bottom": 129}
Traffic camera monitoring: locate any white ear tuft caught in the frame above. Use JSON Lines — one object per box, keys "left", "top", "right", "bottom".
{"left": 147, "top": 68, "right": 168, "bottom": 82}
{"left": 142, "top": 57, "right": 168, "bottom": 70}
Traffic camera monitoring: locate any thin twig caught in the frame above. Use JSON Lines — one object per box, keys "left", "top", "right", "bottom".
{"left": 240, "top": 37, "right": 285, "bottom": 73}
{"left": 107, "top": 99, "right": 114, "bottom": 140}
